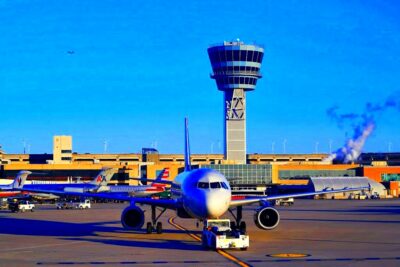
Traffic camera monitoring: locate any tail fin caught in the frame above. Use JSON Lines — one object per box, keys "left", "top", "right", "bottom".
{"left": 151, "top": 168, "right": 170, "bottom": 186}
{"left": 12, "top": 171, "right": 32, "bottom": 189}
{"left": 90, "top": 168, "right": 115, "bottom": 186}
{"left": 184, "top": 117, "right": 191, "bottom": 172}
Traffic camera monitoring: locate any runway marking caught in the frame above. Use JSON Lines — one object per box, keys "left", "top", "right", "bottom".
{"left": 168, "top": 217, "right": 251, "bottom": 267}
{"left": 268, "top": 253, "right": 310, "bottom": 258}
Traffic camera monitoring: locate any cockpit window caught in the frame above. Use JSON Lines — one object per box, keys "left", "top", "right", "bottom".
{"left": 198, "top": 182, "right": 209, "bottom": 189}
{"left": 210, "top": 182, "right": 221, "bottom": 189}
{"left": 220, "top": 182, "right": 229, "bottom": 189}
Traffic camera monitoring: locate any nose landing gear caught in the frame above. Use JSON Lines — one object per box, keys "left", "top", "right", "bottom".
{"left": 228, "top": 206, "right": 246, "bottom": 234}
{"left": 146, "top": 205, "right": 167, "bottom": 234}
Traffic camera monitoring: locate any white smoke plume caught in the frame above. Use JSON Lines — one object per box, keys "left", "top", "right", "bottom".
{"left": 325, "top": 92, "right": 400, "bottom": 163}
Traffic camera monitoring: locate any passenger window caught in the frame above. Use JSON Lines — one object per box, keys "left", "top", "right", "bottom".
{"left": 198, "top": 182, "right": 209, "bottom": 189}
{"left": 210, "top": 182, "right": 221, "bottom": 189}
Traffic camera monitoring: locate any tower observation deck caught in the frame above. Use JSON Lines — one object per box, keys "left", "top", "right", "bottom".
{"left": 208, "top": 41, "right": 264, "bottom": 163}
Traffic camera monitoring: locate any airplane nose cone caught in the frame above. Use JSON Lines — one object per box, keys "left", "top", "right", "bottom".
{"left": 206, "top": 192, "right": 230, "bottom": 218}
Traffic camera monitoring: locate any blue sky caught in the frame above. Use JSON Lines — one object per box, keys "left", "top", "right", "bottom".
{"left": 0, "top": 0, "right": 399, "bottom": 154}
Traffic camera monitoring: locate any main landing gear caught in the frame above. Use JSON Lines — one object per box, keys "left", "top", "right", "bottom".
{"left": 146, "top": 205, "right": 167, "bottom": 234}
{"left": 228, "top": 206, "right": 247, "bottom": 234}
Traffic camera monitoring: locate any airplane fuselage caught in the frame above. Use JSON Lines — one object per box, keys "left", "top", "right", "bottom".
{"left": 172, "top": 168, "right": 231, "bottom": 219}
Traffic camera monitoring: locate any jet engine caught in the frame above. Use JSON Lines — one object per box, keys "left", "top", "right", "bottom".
{"left": 254, "top": 206, "right": 280, "bottom": 230}
{"left": 121, "top": 205, "right": 145, "bottom": 230}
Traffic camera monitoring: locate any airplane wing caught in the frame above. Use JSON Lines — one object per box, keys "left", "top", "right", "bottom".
{"left": 129, "top": 178, "right": 173, "bottom": 185}
{"left": 22, "top": 188, "right": 178, "bottom": 209}
{"left": 230, "top": 186, "right": 369, "bottom": 207}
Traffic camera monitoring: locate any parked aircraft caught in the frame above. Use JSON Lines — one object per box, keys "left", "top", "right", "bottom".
{"left": 23, "top": 119, "right": 367, "bottom": 234}
{"left": 0, "top": 171, "right": 31, "bottom": 198}
{"left": 104, "top": 168, "right": 169, "bottom": 197}
{"left": 23, "top": 168, "right": 116, "bottom": 193}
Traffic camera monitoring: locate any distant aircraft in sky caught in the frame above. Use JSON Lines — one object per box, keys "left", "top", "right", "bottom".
{"left": 23, "top": 119, "right": 367, "bottom": 237}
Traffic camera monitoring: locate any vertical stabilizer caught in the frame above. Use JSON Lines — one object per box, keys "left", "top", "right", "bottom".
{"left": 184, "top": 118, "right": 191, "bottom": 172}
{"left": 90, "top": 168, "right": 115, "bottom": 186}
{"left": 12, "top": 171, "right": 32, "bottom": 189}
{"left": 151, "top": 168, "right": 170, "bottom": 186}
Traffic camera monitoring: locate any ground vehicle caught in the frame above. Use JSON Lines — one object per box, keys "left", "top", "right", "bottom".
{"left": 8, "top": 200, "right": 35, "bottom": 212}
{"left": 371, "top": 192, "right": 380, "bottom": 199}
{"left": 56, "top": 199, "right": 91, "bottom": 209}
{"left": 75, "top": 199, "right": 91, "bottom": 209}
{"left": 275, "top": 197, "right": 294, "bottom": 206}
{"left": 0, "top": 199, "right": 8, "bottom": 210}
{"left": 201, "top": 219, "right": 249, "bottom": 250}
{"left": 56, "top": 201, "right": 75, "bottom": 209}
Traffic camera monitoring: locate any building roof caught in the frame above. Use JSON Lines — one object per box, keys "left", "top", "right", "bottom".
{"left": 309, "top": 176, "right": 384, "bottom": 193}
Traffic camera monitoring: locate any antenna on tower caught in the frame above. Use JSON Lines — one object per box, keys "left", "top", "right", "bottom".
{"left": 22, "top": 139, "right": 26, "bottom": 154}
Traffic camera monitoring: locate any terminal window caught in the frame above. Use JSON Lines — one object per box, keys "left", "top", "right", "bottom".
{"left": 382, "top": 173, "right": 400, "bottom": 182}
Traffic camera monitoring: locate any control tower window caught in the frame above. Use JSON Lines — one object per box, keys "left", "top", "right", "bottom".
{"left": 233, "top": 50, "right": 240, "bottom": 61}
{"left": 247, "top": 51, "right": 254, "bottom": 62}
{"left": 240, "top": 50, "right": 247, "bottom": 61}
{"left": 255, "top": 51, "right": 259, "bottom": 62}
{"left": 258, "top": 53, "right": 264, "bottom": 63}
{"left": 226, "top": 50, "right": 233, "bottom": 61}
{"left": 209, "top": 51, "right": 217, "bottom": 63}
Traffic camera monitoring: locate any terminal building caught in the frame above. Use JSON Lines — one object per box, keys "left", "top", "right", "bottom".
{"left": 1, "top": 135, "right": 400, "bottom": 197}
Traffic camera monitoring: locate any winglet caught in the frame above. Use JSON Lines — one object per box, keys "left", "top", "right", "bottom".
{"left": 12, "top": 171, "right": 32, "bottom": 189}
{"left": 184, "top": 118, "right": 191, "bottom": 172}
{"left": 90, "top": 168, "right": 115, "bottom": 186}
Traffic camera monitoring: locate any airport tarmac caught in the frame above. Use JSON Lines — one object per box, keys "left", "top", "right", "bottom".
{"left": 1, "top": 199, "right": 400, "bottom": 266}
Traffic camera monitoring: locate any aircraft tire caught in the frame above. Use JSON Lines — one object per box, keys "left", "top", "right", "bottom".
{"left": 146, "top": 222, "right": 153, "bottom": 234}
{"left": 156, "top": 222, "right": 162, "bottom": 234}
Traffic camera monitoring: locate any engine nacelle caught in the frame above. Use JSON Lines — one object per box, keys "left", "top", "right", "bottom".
{"left": 254, "top": 206, "right": 280, "bottom": 230}
{"left": 121, "top": 205, "right": 145, "bottom": 230}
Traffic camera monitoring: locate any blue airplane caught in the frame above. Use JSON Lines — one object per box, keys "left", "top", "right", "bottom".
{"left": 23, "top": 118, "right": 367, "bottom": 235}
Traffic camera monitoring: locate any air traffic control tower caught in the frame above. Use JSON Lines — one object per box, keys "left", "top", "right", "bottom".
{"left": 208, "top": 41, "right": 264, "bottom": 164}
